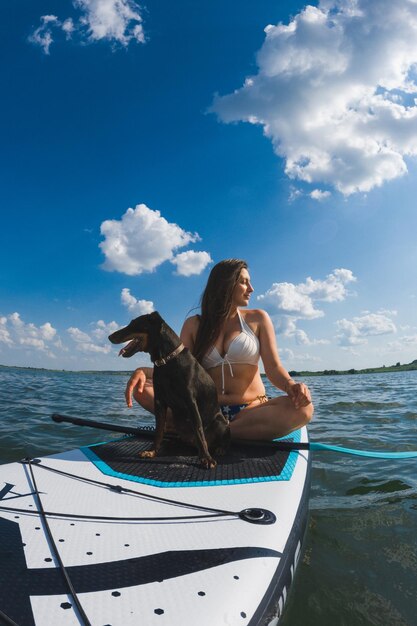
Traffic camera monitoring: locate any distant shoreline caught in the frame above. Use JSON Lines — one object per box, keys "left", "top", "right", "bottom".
{"left": 289, "top": 359, "right": 417, "bottom": 377}
{"left": 0, "top": 364, "right": 132, "bottom": 375}
{"left": 1, "top": 360, "right": 417, "bottom": 377}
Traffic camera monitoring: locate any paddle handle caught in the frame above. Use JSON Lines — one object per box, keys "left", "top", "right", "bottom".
{"left": 51, "top": 413, "right": 155, "bottom": 439}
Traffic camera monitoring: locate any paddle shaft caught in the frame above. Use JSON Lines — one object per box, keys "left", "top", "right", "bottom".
{"left": 51, "top": 413, "right": 417, "bottom": 458}
{"left": 51, "top": 413, "right": 308, "bottom": 451}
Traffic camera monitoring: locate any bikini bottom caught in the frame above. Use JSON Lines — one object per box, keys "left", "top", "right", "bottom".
{"left": 220, "top": 403, "right": 249, "bottom": 422}
{"left": 220, "top": 395, "right": 268, "bottom": 422}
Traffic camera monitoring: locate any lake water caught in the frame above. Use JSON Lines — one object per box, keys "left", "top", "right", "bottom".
{"left": 1, "top": 366, "right": 416, "bottom": 625}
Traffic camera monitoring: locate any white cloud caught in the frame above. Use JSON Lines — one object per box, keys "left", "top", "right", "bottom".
{"left": 375, "top": 308, "right": 398, "bottom": 317}
{"left": 62, "top": 18, "right": 75, "bottom": 36}
{"left": 121, "top": 288, "right": 154, "bottom": 315}
{"left": 0, "top": 313, "right": 135, "bottom": 364}
{"left": 91, "top": 320, "right": 120, "bottom": 341}
{"left": 273, "top": 316, "right": 329, "bottom": 346}
{"left": 40, "top": 322, "right": 57, "bottom": 341}
{"left": 29, "top": 0, "right": 145, "bottom": 54}
{"left": 99, "top": 204, "right": 202, "bottom": 276}
{"left": 259, "top": 282, "right": 324, "bottom": 319}
{"left": 258, "top": 268, "right": 356, "bottom": 344}
{"left": 402, "top": 334, "right": 417, "bottom": 345}
{"left": 54, "top": 337, "right": 68, "bottom": 351}
{"left": 258, "top": 268, "right": 356, "bottom": 318}
{"left": 2, "top": 312, "right": 59, "bottom": 354}
{"left": 310, "top": 189, "right": 331, "bottom": 201}
{"left": 171, "top": 251, "right": 213, "bottom": 276}
{"left": 279, "top": 347, "right": 295, "bottom": 361}
{"left": 76, "top": 0, "right": 145, "bottom": 44}
{"left": 0, "top": 317, "right": 13, "bottom": 346}
{"left": 28, "top": 15, "right": 58, "bottom": 54}
{"left": 336, "top": 311, "right": 397, "bottom": 346}
{"left": 292, "top": 328, "right": 330, "bottom": 346}
{"left": 79, "top": 342, "right": 112, "bottom": 354}
{"left": 297, "top": 353, "right": 322, "bottom": 364}
{"left": 302, "top": 268, "right": 357, "bottom": 302}
{"left": 212, "top": 0, "right": 417, "bottom": 195}
{"left": 277, "top": 346, "right": 323, "bottom": 371}
{"left": 387, "top": 335, "right": 417, "bottom": 355}
{"left": 20, "top": 337, "right": 47, "bottom": 350}
{"left": 68, "top": 327, "right": 92, "bottom": 343}
{"left": 67, "top": 323, "right": 112, "bottom": 354}
{"left": 288, "top": 186, "right": 303, "bottom": 202}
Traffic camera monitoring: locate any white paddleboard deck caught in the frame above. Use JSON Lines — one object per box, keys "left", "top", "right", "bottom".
{"left": 0, "top": 427, "right": 311, "bottom": 626}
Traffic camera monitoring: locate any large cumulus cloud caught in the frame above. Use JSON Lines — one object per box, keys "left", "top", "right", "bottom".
{"left": 99, "top": 204, "right": 211, "bottom": 276}
{"left": 212, "top": 0, "right": 417, "bottom": 195}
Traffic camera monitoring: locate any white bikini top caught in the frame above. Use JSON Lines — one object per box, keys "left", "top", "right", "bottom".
{"left": 201, "top": 310, "right": 260, "bottom": 394}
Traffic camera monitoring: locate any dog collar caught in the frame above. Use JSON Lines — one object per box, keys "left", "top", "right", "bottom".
{"left": 154, "top": 343, "right": 185, "bottom": 367}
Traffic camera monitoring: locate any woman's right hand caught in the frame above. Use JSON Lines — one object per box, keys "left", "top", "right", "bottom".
{"left": 125, "top": 368, "right": 147, "bottom": 408}
{"left": 286, "top": 380, "right": 312, "bottom": 410}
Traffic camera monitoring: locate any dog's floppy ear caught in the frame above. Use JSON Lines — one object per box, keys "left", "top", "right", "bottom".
{"left": 148, "top": 311, "right": 162, "bottom": 322}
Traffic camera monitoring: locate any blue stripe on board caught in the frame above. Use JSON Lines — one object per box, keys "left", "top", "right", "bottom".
{"left": 81, "top": 429, "right": 303, "bottom": 488}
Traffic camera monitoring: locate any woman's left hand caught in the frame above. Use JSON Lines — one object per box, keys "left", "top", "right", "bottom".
{"left": 286, "top": 381, "right": 312, "bottom": 409}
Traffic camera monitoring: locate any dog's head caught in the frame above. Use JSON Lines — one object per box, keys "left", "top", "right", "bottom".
{"left": 108, "top": 311, "right": 164, "bottom": 358}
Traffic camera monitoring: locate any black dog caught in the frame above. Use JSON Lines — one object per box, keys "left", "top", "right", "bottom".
{"left": 108, "top": 312, "right": 230, "bottom": 468}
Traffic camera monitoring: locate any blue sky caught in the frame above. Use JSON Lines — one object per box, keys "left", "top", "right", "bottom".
{"left": 1, "top": 0, "right": 417, "bottom": 372}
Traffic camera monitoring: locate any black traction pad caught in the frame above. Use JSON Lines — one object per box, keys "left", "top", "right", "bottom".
{"left": 83, "top": 434, "right": 299, "bottom": 486}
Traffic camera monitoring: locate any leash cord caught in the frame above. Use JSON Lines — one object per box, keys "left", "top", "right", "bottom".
{"left": 19, "top": 458, "right": 238, "bottom": 517}
{"left": 24, "top": 462, "right": 93, "bottom": 626}
{"left": 0, "top": 503, "right": 231, "bottom": 522}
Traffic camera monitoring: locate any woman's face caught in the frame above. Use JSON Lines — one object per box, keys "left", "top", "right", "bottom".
{"left": 232, "top": 268, "right": 254, "bottom": 307}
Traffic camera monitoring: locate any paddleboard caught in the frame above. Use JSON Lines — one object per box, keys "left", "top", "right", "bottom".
{"left": 0, "top": 425, "right": 311, "bottom": 626}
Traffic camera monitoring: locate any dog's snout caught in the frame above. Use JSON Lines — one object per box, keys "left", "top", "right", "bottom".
{"left": 108, "top": 330, "right": 123, "bottom": 344}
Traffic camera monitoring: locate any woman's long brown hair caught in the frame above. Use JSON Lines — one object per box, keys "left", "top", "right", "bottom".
{"left": 193, "top": 259, "right": 248, "bottom": 363}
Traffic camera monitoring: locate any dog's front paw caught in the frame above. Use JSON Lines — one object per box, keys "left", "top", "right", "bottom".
{"left": 201, "top": 456, "right": 217, "bottom": 470}
{"left": 139, "top": 450, "right": 157, "bottom": 459}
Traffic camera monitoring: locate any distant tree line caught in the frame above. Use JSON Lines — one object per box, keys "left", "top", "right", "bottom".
{"left": 289, "top": 358, "right": 417, "bottom": 378}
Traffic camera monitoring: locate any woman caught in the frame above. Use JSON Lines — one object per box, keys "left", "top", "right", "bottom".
{"left": 125, "top": 259, "right": 313, "bottom": 440}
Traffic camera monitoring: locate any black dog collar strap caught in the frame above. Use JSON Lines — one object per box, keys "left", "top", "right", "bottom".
{"left": 154, "top": 343, "right": 185, "bottom": 367}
